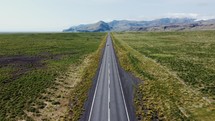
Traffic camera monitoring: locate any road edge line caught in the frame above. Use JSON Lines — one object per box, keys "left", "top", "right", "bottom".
{"left": 88, "top": 37, "right": 107, "bottom": 121}
{"left": 111, "top": 35, "right": 130, "bottom": 121}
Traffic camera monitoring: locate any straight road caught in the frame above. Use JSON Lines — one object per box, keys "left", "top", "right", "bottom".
{"left": 88, "top": 33, "right": 130, "bottom": 121}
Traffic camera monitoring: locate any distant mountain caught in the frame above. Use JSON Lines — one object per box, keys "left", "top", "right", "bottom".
{"left": 130, "top": 19, "right": 215, "bottom": 32}
{"left": 63, "top": 18, "right": 215, "bottom": 32}
{"left": 63, "top": 21, "right": 111, "bottom": 32}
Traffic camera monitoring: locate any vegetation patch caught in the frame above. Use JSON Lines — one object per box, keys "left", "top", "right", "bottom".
{"left": 25, "top": 54, "right": 94, "bottom": 120}
{"left": 66, "top": 34, "right": 107, "bottom": 121}
{"left": 112, "top": 31, "right": 215, "bottom": 121}
{"left": 0, "top": 33, "right": 105, "bottom": 120}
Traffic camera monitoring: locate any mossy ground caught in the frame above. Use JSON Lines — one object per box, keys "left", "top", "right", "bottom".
{"left": 112, "top": 31, "right": 215, "bottom": 121}
{"left": 0, "top": 33, "right": 105, "bottom": 120}
{"left": 66, "top": 34, "right": 107, "bottom": 121}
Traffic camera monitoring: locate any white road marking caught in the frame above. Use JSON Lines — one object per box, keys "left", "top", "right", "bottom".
{"left": 88, "top": 42, "right": 107, "bottom": 121}
{"left": 108, "top": 62, "right": 110, "bottom": 121}
{"left": 88, "top": 35, "right": 130, "bottom": 121}
{"left": 112, "top": 41, "right": 130, "bottom": 121}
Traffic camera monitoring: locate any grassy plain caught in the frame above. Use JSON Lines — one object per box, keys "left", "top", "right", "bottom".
{"left": 112, "top": 31, "right": 215, "bottom": 120}
{"left": 67, "top": 35, "right": 107, "bottom": 121}
{"left": 0, "top": 33, "right": 105, "bottom": 120}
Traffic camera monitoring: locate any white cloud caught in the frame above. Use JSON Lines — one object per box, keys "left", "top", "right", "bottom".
{"left": 166, "top": 13, "right": 198, "bottom": 18}
{"left": 90, "top": 0, "right": 124, "bottom": 3}
{"left": 127, "top": 13, "right": 215, "bottom": 21}
{"left": 165, "top": 13, "right": 215, "bottom": 20}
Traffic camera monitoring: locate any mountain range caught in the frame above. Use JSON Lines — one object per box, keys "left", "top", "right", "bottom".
{"left": 63, "top": 18, "right": 215, "bottom": 32}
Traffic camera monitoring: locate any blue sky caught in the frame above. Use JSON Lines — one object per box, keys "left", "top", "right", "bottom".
{"left": 0, "top": 0, "right": 214, "bottom": 32}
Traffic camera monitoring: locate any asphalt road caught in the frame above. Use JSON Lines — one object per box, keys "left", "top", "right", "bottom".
{"left": 88, "top": 33, "right": 130, "bottom": 121}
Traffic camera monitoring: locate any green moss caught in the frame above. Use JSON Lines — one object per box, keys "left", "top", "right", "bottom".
{"left": 66, "top": 34, "right": 107, "bottom": 121}
{"left": 112, "top": 31, "right": 215, "bottom": 120}
{"left": 0, "top": 33, "right": 105, "bottom": 120}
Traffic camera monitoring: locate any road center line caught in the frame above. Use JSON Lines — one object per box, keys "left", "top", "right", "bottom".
{"left": 108, "top": 61, "right": 110, "bottom": 121}
{"left": 110, "top": 38, "right": 130, "bottom": 121}
{"left": 88, "top": 40, "right": 108, "bottom": 121}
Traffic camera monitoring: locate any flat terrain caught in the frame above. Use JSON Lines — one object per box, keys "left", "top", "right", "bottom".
{"left": 113, "top": 31, "right": 215, "bottom": 120}
{"left": 114, "top": 31, "right": 215, "bottom": 97}
{"left": 0, "top": 33, "right": 105, "bottom": 120}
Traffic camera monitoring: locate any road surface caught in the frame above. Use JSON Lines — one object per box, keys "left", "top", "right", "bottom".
{"left": 88, "top": 33, "right": 130, "bottom": 121}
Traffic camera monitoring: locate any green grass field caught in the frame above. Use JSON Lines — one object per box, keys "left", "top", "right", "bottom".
{"left": 0, "top": 33, "right": 105, "bottom": 120}
{"left": 113, "top": 31, "right": 215, "bottom": 120}
{"left": 114, "top": 31, "right": 215, "bottom": 97}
